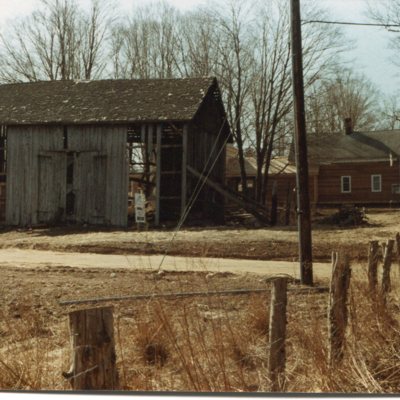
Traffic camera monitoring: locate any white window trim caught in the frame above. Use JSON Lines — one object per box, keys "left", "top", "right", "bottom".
{"left": 341, "top": 176, "right": 351, "bottom": 193}
{"left": 371, "top": 174, "right": 382, "bottom": 192}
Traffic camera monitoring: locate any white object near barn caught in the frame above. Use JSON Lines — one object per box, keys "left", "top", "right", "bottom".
{"left": 134, "top": 192, "right": 146, "bottom": 223}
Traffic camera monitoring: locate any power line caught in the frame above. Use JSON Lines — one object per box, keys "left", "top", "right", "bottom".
{"left": 302, "top": 19, "right": 400, "bottom": 29}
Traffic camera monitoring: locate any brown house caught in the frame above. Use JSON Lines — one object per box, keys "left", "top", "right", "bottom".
{"left": 0, "top": 77, "right": 230, "bottom": 227}
{"left": 226, "top": 128, "right": 400, "bottom": 211}
{"left": 306, "top": 130, "right": 400, "bottom": 206}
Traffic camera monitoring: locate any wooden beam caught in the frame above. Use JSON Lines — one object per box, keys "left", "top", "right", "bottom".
{"left": 147, "top": 124, "right": 154, "bottom": 158}
{"left": 141, "top": 124, "right": 146, "bottom": 143}
{"left": 155, "top": 124, "right": 162, "bottom": 226}
{"left": 181, "top": 124, "right": 188, "bottom": 219}
{"left": 187, "top": 165, "right": 269, "bottom": 224}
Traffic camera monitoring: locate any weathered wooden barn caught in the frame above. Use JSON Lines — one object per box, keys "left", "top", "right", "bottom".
{"left": 0, "top": 77, "right": 230, "bottom": 227}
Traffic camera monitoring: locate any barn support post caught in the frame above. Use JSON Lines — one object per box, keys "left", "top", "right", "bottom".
{"left": 146, "top": 124, "right": 154, "bottom": 199}
{"left": 155, "top": 124, "right": 162, "bottom": 226}
{"left": 181, "top": 124, "right": 188, "bottom": 219}
{"left": 381, "top": 239, "right": 394, "bottom": 296}
{"left": 63, "top": 306, "right": 119, "bottom": 390}
{"left": 367, "top": 240, "right": 379, "bottom": 293}
{"left": 328, "top": 251, "right": 351, "bottom": 366}
{"left": 268, "top": 277, "right": 287, "bottom": 392}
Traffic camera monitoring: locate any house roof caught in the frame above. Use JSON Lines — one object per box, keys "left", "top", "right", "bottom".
{"left": 269, "top": 157, "right": 297, "bottom": 174}
{"left": 225, "top": 145, "right": 257, "bottom": 177}
{"left": 225, "top": 145, "right": 296, "bottom": 177}
{"left": 0, "top": 77, "right": 217, "bottom": 125}
{"left": 307, "top": 130, "right": 400, "bottom": 164}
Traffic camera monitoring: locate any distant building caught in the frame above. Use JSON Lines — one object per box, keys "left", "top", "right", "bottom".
{"left": 304, "top": 129, "right": 400, "bottom": 206}
{"left": 225, "top": 125, "right": 400, "bottom": 209}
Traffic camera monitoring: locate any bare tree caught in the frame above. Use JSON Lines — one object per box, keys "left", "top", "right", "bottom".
{"left": 0, "top": 0, "right": 112, "bottom": 82}
{"left": 244, "top": 0, "right": 347, "bottom": 203}
{"left": 306, "top": 68, "right": 382, "bottom": 135}
{"left": 367, "top": 1, "right": 400, "bottom": 67}
{"left": 110, "top": 1, "right": 181, "bottom": 79}
{"left": 175, "top": 10, "right": 221, "bottom": 77}
{"left": 379, "top": 93, "right": 400, "bottom": 129}
{"left": 212, "top": 1, "right": 254, "bottom": 197}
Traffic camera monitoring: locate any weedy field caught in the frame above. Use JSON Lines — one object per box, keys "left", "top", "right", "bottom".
{"left": 0, "top": 208, "right": 400, "bottom": 393}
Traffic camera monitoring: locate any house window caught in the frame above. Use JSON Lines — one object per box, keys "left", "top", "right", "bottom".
{"left": 371, "top": 175, "right": 382, "bottom": 192}
{"left": 392, "top": 184, "right": 400, "bottom": 194}
{"left": 341, "top": 176, "right": 351, "bottom": 193}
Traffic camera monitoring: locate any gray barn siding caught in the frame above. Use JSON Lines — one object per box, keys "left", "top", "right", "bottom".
{"left": 68, "top": 125, "right": 128, "bottom": 227}
{"left": 6, "top": 125, "right": 128, "bottom": 227}
{"left": 6, "top": 126, "right": 64, "bottom": 226}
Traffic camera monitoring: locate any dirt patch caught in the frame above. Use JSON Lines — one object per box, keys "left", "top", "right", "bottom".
{"left": 0, "top": 209, "right": 398, "bottom": 261}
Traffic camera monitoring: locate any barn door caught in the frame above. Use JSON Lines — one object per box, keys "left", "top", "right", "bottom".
{"left": 37, "top": 153, "right": 67, "bottom": 223}
{"left": 74, "top": 152, "right": 107, "bottom": 224}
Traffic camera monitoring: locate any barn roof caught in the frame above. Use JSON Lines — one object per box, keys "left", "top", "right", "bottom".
{"left": 0, "top": 77, "right": 218, "bottom": 125}
{"left": 307, "top": 130, "right": 400, "bottom": 164}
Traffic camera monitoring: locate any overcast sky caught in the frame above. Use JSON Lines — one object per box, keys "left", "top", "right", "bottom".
{"left": 0, "top": 0, "right": 397, "bottom": 96}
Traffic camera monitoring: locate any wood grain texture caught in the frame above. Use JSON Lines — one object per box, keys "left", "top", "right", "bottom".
{"left": 268, "top": 277, "right": 287, "bottom": 392}
{"left": 381, "top": 239, "right": 394, "bottom": 295}
{"left": 65, "top": 306, "right": 119, "bottom": 390}
{"left": 367, "top": 240, "right": 380, "bottom": 293}
{"left": 6, "top": 125, "right": 128, "bottom": 227}
{"left": 328, "top": 251, "right": 351, "bottom": 366}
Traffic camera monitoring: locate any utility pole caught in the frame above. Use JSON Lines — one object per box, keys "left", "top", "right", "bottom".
{"left": 290, "top": 0, "right": 313, "bottom": 285}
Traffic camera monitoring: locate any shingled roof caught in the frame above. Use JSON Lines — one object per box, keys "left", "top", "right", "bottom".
{"left": 307, "top": 130, "right": 400, "bottom": 164}
{"left": 0, "top": 77, "right": 218, "bottom": 124}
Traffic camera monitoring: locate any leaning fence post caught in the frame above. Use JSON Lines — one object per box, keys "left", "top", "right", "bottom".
{"left": 381, "top": 239, "right": 394, "bottom": 296}
{"left": 367, "top": 240, "right": 379, "bottom": 293}
{"left": 63, "top": 306, "right": 119, "bottom": 390}
{"left": 328, "top": 251, "right": 351, "bottom": 366}
{"left": 268, "top": 277, "right": 288, "bottom": 392}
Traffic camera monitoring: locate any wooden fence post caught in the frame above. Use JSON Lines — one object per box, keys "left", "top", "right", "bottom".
{"left": 367, "top": 240, "right": 379, "bottom": 293}
{"left": 268, "top": 277, "right": 288, "bottom": 392}
{"left": 328, "top": 251, "right": 351, "bottom": 366}
{"left": 381, "top": 239, "right": 394, "bottom": 295}
{"left": 395, "top": 233, "right": 400, "bottom": 274}
{"left": 63, "top": 306, "right": 119, "bottom": 390}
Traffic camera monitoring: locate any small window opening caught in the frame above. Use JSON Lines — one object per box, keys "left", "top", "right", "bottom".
{"left": 341, "top": 176, "right": 351, "bottom": 193}
{"left": 371, "top": 174, "right": 382, "bottom": 192}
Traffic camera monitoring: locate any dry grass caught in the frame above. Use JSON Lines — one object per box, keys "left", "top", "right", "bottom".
{"left": 2, "top": 261, "right": 400, "bottom": 393}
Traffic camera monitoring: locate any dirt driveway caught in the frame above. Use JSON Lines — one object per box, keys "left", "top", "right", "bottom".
{"left": 0, "top": 248, "right": 333, "bottom": 280}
